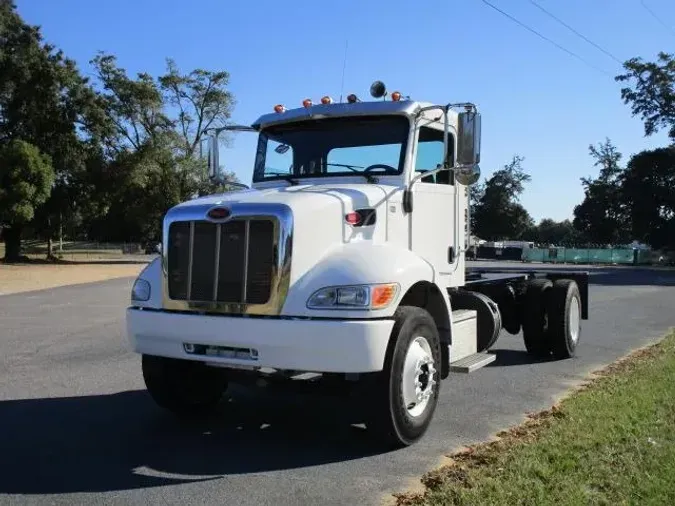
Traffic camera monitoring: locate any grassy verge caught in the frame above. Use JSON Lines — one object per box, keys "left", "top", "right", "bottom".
{"left": 396, "top": 330, "right": 675, "bottom": 506}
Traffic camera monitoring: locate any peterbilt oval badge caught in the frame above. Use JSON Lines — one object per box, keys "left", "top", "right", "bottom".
{"left": 207, "top": 207, "right": 230, "bottom": 220}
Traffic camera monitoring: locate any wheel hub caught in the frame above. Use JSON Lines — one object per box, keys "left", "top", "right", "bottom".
{"left": 402, "top": 336, "right": 436, "bottom": 417}
{"left": 569, "top": 295, "right": 581, "bottom": 343}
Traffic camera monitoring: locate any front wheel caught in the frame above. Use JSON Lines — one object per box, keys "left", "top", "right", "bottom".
{"left": 364, "top": 306, "right": 441, "bottom": 448}
{"left": 142, "top": 355, "right": 229, "bottom": 416}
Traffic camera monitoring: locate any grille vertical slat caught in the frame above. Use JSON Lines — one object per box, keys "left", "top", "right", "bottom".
{"left": 167, "top": 222, "right": 191, "bottom": 299}
{"left": 246, "top": 220, "right": 275, "bottom": 304}
{"left": 241, "top": 220, "right": 250, "bottom": 302}
{"left": 216, "top": 220, "right": 247, "bottom": 302}
{"left": 186, "top": 222, "right": 195, "bottom": 299}
{"left": 190, "top": 222, "right": 218, "bottom": 301}
{"left": 212, "top": 224, "right": 221, "bottom": 300}
{"left": 167, "top": 217, "right": 275, "bottom": 306}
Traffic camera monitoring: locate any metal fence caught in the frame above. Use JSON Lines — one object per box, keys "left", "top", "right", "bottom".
{"left": 5, "top": 241, "right": 157, "bottom": 260}
{"left": 522, "top": 247, "right": 654, "bottom": 265}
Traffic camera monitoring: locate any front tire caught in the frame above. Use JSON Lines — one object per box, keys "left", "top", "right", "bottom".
{"left": 142, "top": 355, "right": 229, "bottom": 415}
{"left": 365, "top": 306, "right": 441, "bottom": 449}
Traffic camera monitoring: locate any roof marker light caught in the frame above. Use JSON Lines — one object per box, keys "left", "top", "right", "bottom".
{"left": 391, "top": 91, "right": 402, "bottom": 101}
{"left": 303, "top": 98, "right": 312, "bottom": 108}
{"left": 321, "top": 96, "right": 333, "bottom": 104}
{"left": 346, "top": 94, "right": 359, "bottom": 103}
{"left": 274, "top": 104, "right": 285, "bottom": 113}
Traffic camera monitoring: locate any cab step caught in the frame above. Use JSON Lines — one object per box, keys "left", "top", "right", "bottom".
{"left": 449, "top": 352, "right": 496, "bottom": 373}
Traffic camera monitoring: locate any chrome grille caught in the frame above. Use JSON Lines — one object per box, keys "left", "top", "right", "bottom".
{"left": 167, "top": 218, "right": 275, "bottom": 304}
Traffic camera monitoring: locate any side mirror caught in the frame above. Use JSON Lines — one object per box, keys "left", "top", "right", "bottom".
{"left": 457, "top": 110, "right": 481, "bottom": 167}
{"left": 200, "top": 134, "right": 220, "bottom": 180}
{"left": 455, "top": 164, "right": 481, "bottom": 186}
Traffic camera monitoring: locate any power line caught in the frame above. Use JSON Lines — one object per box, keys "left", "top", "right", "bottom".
{"left": 639, "top": 0, "right": 675, "bottom": 38}
{"left": 527, "top": 0, "right": 624, "bottom": 66}
{"left": 479, "top": 0, "right": 613, "bottom": 77}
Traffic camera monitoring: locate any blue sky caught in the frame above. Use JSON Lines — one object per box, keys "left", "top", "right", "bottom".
{"left": 15, "top": 0, "right": 674, "bottom": 222}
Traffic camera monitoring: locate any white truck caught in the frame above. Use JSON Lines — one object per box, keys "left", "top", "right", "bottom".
{"left": 126, "top": 81, "right": 589, "bottom": 448}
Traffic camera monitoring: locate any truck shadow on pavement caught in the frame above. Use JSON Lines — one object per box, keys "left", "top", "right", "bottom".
{"left": 0, "top": 385, "right": 385, "bottom": 495}
{"left": 484, "top": 348, "right": 550, "bottom": 367}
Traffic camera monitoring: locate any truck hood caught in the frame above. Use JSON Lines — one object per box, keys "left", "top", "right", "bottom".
{"left": 171, "top": 182, "right": 395, "bottom": 214}
{"left": 167, "top": 182, "right": 399, "bottom": 286}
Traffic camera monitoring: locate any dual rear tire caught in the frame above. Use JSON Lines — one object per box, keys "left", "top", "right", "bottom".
{"left": 522, "top": 278, "right": 582, "bottom": 360}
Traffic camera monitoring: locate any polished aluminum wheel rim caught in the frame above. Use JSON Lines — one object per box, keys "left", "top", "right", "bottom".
{"left": 402, "top": 336, "right": 436, "bottom": 417}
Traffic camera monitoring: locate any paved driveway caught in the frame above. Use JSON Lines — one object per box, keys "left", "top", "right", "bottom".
{"left": 1, "top": 264, "right": 674, "bottom": 505}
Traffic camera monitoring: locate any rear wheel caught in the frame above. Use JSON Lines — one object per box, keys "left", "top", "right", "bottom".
{"left": 142, "top": 355, "right": 229, "bottom": 415}
{"left": 365, "top": 306, "right": 441, "bottom": 448}
{"left": 547, "top": 280, "right": 582, "bottom": 359}
{"left": 522, "top": 278, "right": 553, "bottom": 357}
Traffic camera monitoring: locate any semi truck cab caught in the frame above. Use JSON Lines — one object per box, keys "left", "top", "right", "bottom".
{"left": 126, "top": 80, "right": 589, "bottom": 448}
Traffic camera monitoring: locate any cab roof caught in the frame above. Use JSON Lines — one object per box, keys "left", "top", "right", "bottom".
{"left": 251, "top": 99, "right": 440, "bottom": 130}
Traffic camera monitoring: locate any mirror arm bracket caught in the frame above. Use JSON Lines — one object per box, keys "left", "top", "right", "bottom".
{"left": 204, "top": 124, "right": 258, "bottom": 136}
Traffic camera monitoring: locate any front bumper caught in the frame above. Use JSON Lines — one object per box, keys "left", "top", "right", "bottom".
{"left": 126, "top": 308, "right": 395, "bottom": 373}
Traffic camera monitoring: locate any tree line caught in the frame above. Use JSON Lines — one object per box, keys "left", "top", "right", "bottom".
{"left": 0, "top": 1, "right": 238, "bottom": 261}
{"left": 472, "top": 52, "right": 675, "bottom": 251}
{"left": 1, "top": 1, "right": 674, "bottom": 261}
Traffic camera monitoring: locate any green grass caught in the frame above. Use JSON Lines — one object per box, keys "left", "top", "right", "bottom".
{"left": 397, "top": 330, "right": 675, "bottom": 506}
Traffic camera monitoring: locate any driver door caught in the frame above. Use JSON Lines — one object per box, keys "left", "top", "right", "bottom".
{"left": 410, "top": 124, "right": 460, "bottom": 288}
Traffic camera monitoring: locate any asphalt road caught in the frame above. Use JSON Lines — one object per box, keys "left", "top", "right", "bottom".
{"left": 2, "top": 262, "right": 675, "bottom": 505}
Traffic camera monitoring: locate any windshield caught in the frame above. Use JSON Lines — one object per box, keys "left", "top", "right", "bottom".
{"left": 252, "top": 115, "right": 410, "bottom": 182}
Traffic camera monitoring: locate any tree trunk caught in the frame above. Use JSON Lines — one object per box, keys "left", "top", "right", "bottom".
{"left": 46, "top": 216, "right": 54, "bottom": 259}
{"left": 59, "top": 211, "right": 63, "bottom": 252}
{"left": 2, "top": 226, "right": 22, "bottom": 262}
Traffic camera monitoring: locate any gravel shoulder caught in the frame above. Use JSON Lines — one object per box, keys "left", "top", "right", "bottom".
{"left": 0, "top": 260, "right": 148, "bottom": 295}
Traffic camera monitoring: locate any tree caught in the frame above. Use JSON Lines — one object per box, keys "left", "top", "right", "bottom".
{"left": 573, "top": 139, "right": 630, "bottom": 244}
{"left": 1, "top": 2, "right": 242, "bottom": 253}
{"left": 534, "top": 218, "right": 578, "bottom": 246}
{"left": 573, "top": 138, "right": 630, "bottom": 245}
{"left": 471, "top": 155, "right": 535, "bottom": 241}
{"left": 158, "top": 58, "right": 235, "bottom": 158}
{"left": 0, "top": 140, "right": 54, "bottom": 261}
{"left": 468, "top": 180, "right": 485, "bottom": 234}
{"left": 158, "top": 58, "right": 237, "bottom": 200}
{"left": 91, "top": 52, "right": 173, "bottom": 153}
{"left": 615, "top": 52, "right": 675, "bottom": 141}
{"left": 0, "top": 0, "right": 110, "bottom": 258}
{"left": 621, "top": 147, "right": 675, "bottom": 250}
{"left": 85, "top": 54, "right": 240, "bottom": 243}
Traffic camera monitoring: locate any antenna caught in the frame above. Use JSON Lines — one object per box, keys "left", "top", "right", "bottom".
{"left": 339, "top": 40, "right": 348, "bottom": 103}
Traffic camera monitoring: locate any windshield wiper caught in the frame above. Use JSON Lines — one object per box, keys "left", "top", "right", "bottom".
{"left": 325, "top": 163, "right": 364, "bottom": 172}
{"left": 265, "top": 171, "right": 299, "bottom": 185}
{"left": 325, "top": 163, "right": 377, "bottom": 183}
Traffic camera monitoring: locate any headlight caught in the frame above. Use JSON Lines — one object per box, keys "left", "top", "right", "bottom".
{"left": 307, "top": 283, "right": 399, "bottom": 310}
{"left": 131, "top": 279, "right": 151, "bottom": 302}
